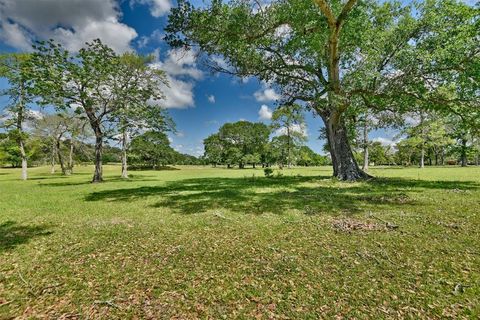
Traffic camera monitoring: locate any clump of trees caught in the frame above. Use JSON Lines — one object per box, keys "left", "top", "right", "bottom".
{"left": 1, "top": 40, "right": 177, "bottom": 182}
{"left": 128, "top": 131, "right": 202, "bottom": 169}
{"left": 203, "top": 119, "right": 328, "bottom": 168}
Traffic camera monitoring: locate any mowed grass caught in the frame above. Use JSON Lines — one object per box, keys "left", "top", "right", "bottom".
{"left": 1, "top": 165, "right": 479, "bottom": 319}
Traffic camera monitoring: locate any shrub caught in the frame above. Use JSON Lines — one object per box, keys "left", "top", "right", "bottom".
{"left": 264, "top": 167, "right": 274, "bottom": 178}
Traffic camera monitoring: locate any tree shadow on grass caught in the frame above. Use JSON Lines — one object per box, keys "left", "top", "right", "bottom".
{"left": 85, "top": 176, "right": 480, "bottom": 216}
{"left": 128, "top": 165, "right": 180, "bottom": 171}
{"left": 37, "top": 176, "right": 161, "bottom": 187}
{"left": 0, "top": 221, "right": 53, "bottom": 252}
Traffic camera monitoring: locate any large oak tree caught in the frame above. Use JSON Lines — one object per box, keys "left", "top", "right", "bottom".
{"left": 165, "top": 0, "right": 478, "bottom": 180}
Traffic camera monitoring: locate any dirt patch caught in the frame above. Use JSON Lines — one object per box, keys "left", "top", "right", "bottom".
{"left": 331, "top": 218, "right": 389, "bottom": 233}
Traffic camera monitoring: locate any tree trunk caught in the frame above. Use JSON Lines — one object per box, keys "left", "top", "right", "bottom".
{"left": 92, "top": 128, "right": 103, "bottom": 183}
{"left": 362, "top": 120, "right": 369, "bottom": 171}
{"left": 56, "top": 138, "right": 68, "bottom": 175}
{"left": 68, "top": 140, "right": 74, "bottom": 173}
{"left": 322, "top": 113, "right": 370, "bottom": 181}
{"left": 287, "top": 126, "right": 291, "bottom": 169}
{"left": 19, "top": 140, "right": 27, "bottom": 181}
{"left": 17, "top": 83, "right": 28, "bottom": 180}
{"left": 121, "top": 129, "right": 129, "bottom": 179}
{"left": 460, "top": 138, "right": 468, "bottom": 167}
{"left": 420, "top": 144, "right": 425, "bottom": 168}
{"left": 51, "top": 141, "right": 56, "bottom": 174}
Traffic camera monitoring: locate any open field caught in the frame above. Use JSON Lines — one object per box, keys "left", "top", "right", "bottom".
{"left": 1, "top": 165, "right": 480, "bottom": 319}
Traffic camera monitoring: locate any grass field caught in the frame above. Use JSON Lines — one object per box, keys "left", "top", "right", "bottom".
{"left": 1, "top": 165, "right": 479, "bottom": 319}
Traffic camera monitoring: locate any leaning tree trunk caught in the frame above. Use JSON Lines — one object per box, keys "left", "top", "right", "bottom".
{"left": 362, "top": 120, "right": 369, "bottom": 171}
{"left": 56, "top": 138, "right": 68, "bottom": 175}
{"left": 19, "top": 140, "right": 28, "bottom": 181}
{"left": 92, "top": 128, "right": 103, "bottom": 183}
{"left": 121, "top": 129, "right": 129, "bottom": 179}
{"left": 68, "top": 140, "right": 74, "bottom": 174}
{"left": 322, "top": 112, "right": 370, "bottom": 181}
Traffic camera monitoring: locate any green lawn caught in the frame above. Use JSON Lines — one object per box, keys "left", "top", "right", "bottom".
{"left": 1, "top": 165, "right": 479, "bottom": 319}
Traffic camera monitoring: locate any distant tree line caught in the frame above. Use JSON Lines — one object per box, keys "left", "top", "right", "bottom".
{"left": 0, "top": 129, "right": 202, "bottom": 171}
{"left": 350, "top": 110, "right": 480, "bottom": 168}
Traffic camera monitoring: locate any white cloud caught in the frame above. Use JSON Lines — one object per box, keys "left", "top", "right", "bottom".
{"left": 274, "top": 24, "right": 292, "bottom": 39}
{"left": 160, "top": 76, "right": 195, "bottom": 109}
{"left": 207, "top": 95, "right": 215, "bottom": 103}
{"left": 241, "top": 76, "right": 251, "bottom": 84}
{"left": 0, "top": 21, "right": 32, "bottom": 50}
{"left": 404, "top": 114, "right": 421, "bottom": 126}
{"left": 275, "top": 124, "right": 308, "bottom": 137}
{"left": 210, "top": 55, "right": 230, "bottom": 71}
{"left": 0, "top": 0, "right": 137, "bottom": 53}
{"left": 372, "top": 137, "right": 397, "bottom": 147}
{"left": 136, "top": 29, "right": 163, "bottom": 48}
{"left": 158, "top": 48, "right": 203, "bottom": 80}
{"left": 258, "top": 105, "right": 272, "bottom": 120}
{"left": 254, "top": 85, "right": 280, "bottom": 102}
{"left": 130, "top": 0, "right": 171, "bottom": 17}
{"left": 148, "top": 48, "right": 204, "bottom": 109}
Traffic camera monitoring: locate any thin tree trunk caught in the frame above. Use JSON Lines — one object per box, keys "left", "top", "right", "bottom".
{"left": 19, "top": 140, "right": 27, "bottom": 180}
{"left": 287, "top": 126, "right": 291, "bottom": 169}
{"left": 17, "top": 84, "right": 27, "bottom": 180}
{"left": 420, "top": 147, "right": 425, "bottom": 168}
{"left": 68, "top": 140, "right": 74, "bottom": 173}
{"left": 92, "top": 129, "right": 103, "bottom": 183}
{"left": 419, "top": 112, "right": 425, "bottom": 168}
{"left": 121, "top": 129, "right": 129, "bottom": 179}
{"left": 56, "top": 138, "right": 68, "bottom": 175}
{"left": 51, "top": 141, "right": 56, "bottom": 174}
{"left": 322, "top": 112, "right": 370, "bottom": 181}
{"left": 362, "top": 119, "right": 369, "bottom": 171}
{"left": 460, "top": 139, "right": 468, "bottom": 167}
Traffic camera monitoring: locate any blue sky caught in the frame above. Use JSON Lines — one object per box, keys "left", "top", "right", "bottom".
{"left": 0, "top": 0, "right": 397, "bottom": 156}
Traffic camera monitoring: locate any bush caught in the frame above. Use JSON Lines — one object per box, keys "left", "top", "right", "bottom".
{"left": 264, "top": 167, "right": 274, "bottom": 178}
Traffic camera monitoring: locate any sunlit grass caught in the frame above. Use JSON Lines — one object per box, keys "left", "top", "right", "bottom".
{"left": 1, "top": 165, "right": 479, "bottom": 318}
